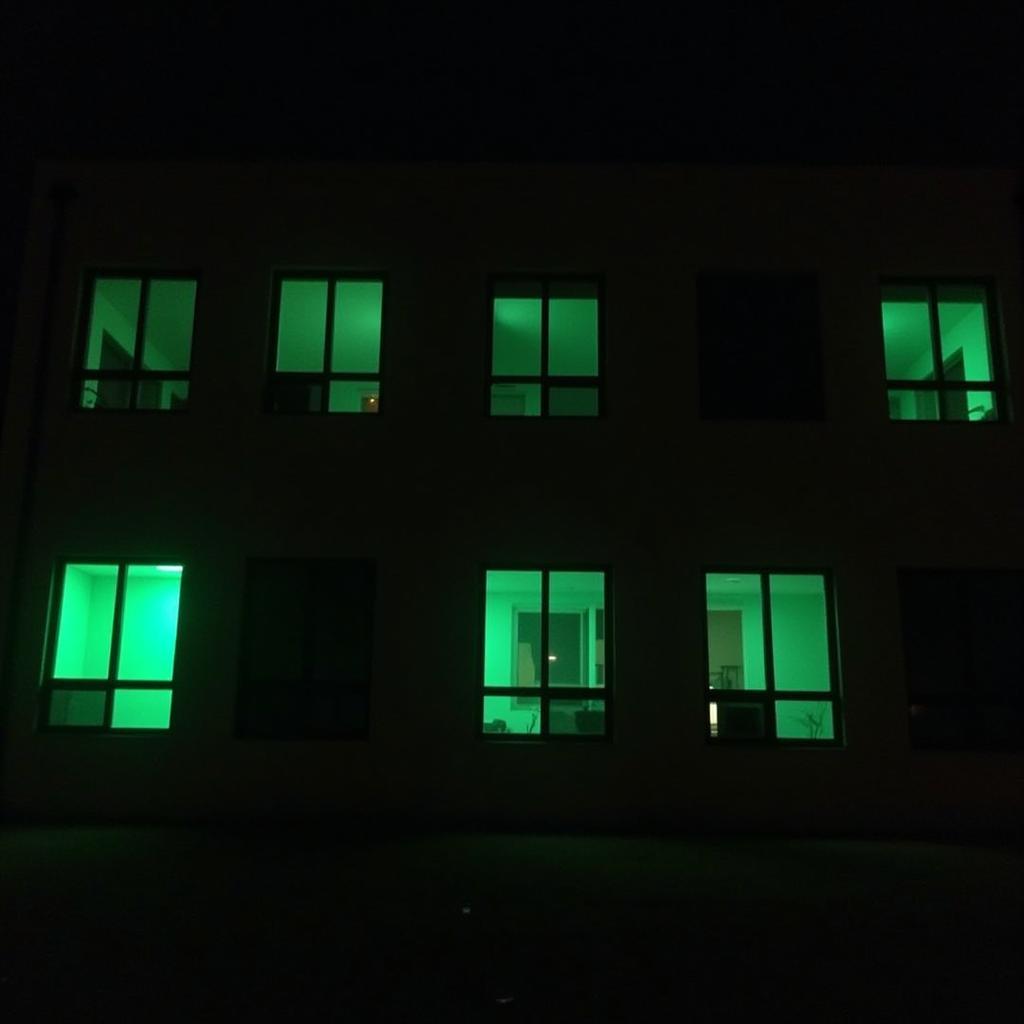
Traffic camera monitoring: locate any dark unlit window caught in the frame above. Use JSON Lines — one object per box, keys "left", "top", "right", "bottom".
{"left": 270, "top": 276, "right": 384, "bottom": 413}
{"left": 77, "top": 275, "right": 197, "bottom": 411}
{"left": 899, "top": 570, "right": 1023, "bottom": 749}
{"left": 697, "top": 273, "right": 823, "bottom": 419}
{"left": 236, "top": 560, "right": 375, "bottom": 738}
{"left": 482, "top": 569, "right": 610, "bottom": 738}
{"left": 704, "top": 571, "right": 842, "bottom": 743}
{"left": 489, "top": 279, "right": 602, "bottom": 417}
{"left": 881, "top": 282, "right": 1003, "bottom": 421}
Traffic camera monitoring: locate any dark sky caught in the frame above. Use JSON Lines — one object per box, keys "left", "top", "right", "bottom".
{"left": 1, "top": 5, "right": 1021, "bottom": 407}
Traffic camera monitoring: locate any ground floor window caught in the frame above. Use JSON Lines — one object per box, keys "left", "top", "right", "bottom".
{"left": 704, "top": 570, "right": 842, "bottom": 744}
{"left": 43, "top": 562, "right": 183, "bottom": 731}
{"left": 482, "top": 568, "right": 610, "bottom": 738}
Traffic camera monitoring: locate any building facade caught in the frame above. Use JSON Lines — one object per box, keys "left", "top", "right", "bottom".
{"left": 1, "top": 161, "right": 1021, "bottom": 832}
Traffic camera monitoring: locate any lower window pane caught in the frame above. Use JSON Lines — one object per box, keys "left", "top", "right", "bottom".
{"left": 942, "top": 389, "right": 997, "bottom": 422}
{"left": 548, "top": 387, "right": 599, "bottom": 417}
{"left": 111, "top": 689, "right": 173, "bottom": 729}
{"left": 549, "top": 699, "right": 606, "bottom": 735}
{"left": 490, "top": 383, "right": 541, "bottom": 416}
{"left": 81, "top": 378, "right": 131, "bottom": 410}
{"left": 710, "top": 701, "right": 766, "bottom": 739}
{"left": 775, "top": 700, "right": 834, "bottom": 740}
{"left": 329, "top": 380, "right": 380, "bottom": 413}
{"left": 273, "top": 379, "right": 323, "bottom": 412}
{"left": 136, "top": 380, "right": 190, "bottom": 411}
{"left": 888, "top": 389, "right": 939, "bottom": 421}
{"left": 48, "top": 690, "right": 106, "bottom": 727}
{"left": 483, "top": 695, "right": 540, "bottom": 734}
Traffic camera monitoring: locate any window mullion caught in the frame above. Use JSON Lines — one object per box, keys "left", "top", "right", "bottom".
{"left": 540, "top": 570, "right": 550, "bottom": 735}
{"left": 541, "top": 280, "right": 550, "bottom": 416}
{"left": 761, "top": 572, "right": 777, "bottom": 738}
{"left": 323, "top": 278, "right": 337, "bottom": 413}
{"left": 105, "top": 563, "right": 129, "bottom": 728}
{"left": 926, "top": 283, "right": 945, "bottom": 410}
{"left": 131, "top": 278, "right": 150, "bottom": 409}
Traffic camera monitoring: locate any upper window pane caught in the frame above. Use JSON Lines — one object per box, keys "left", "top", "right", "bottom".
{"left": 548, "top": 571, "right": 605, "bottom": 687}
{"left": 116, "top": 565, "right": 183, "bottom": 681}
{"left": 697, "top": 273, "right": 823, "bottom": 420}
{"left": 52, "top": 564, "right": 118, "bottom": 679}
{"left": 769, "top": 574, "right": 831, "bottom": 692}
{"left": 84, "top": 278, "right": 141, "bottom": 370}
{"left": 141, "top": 280, "right": 196, "bottom": 371}
{"left": 881, "top": 285, "right": 933, "bottom": 380}
{"left": 548, "top": 283, "right": 599, "bottom": 377}
{"left": 492, "top": 284, "right": 542, "bottom": 376}
{"left": 331, "top": 281, "right": 382, "bottom": 373}
{"left": 937, "top": 285, "right": 993, "bottom": 382}
{"left": 276, "top": 280, "right": 327, "bottom": 372}
{"left": 705, "top": 573, "right": 766, "bottom": 691}
{"left": 484, "top": 570, "right": 542, "bottom": 688}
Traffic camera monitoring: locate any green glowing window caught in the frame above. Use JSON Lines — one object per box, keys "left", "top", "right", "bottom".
{"left": 881, "top": 282, "right": 1004, "bottom": 422}
{"left": 489, "top": 279, "right": 602, "bottom": 417}
{"left": 236, "top": 560, "right": 375, "bottom": 738}
{"left": 697, "top": 273, "right": 823, "bottom": 420}
{"left": 77, "top": 274, "right": 197, "bottom": 411}
{"left": 482, "top": 569, "right": 610, "bottom": 738}
{"left": 269, "top": 275, "right": 384, "bottom": 414}
{"left": 899, "top": 570, "right": 1023, "bottom": 750}
{"left": 704, "top": 571, "right": 842, "bottom": 744}
{"left": 43, "top": 562, "right": 183, "bottom": 731}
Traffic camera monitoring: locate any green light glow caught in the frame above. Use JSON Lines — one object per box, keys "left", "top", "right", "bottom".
{"left": 116, "top": 566, "right": 182, "bottom": 681}
{"left": 53, "top": 564, "right": 117, "bottom": 679}
{"left": 548, "top": 296, "right": 598, "bottom": 376}
{"left": 484, "top": 571, "right": 542, "bottom": 688}
{"left": 140, "top": 280, "right": 196, "bottom": 371}
{"left": 84, "top": 279, "right": 141, "bottom": 370}
{"left": 492, "top": 295, "right": 542, "bottom": 375}
{"left": 770, "top": 575, "right": 830, "bottom": 691}
{"left": 277, "top": 280, "right": 327, "bottom": 371}
{"left": 706, "top": 574, "right": 766, "bottom": 690}
{"left": 48, "top": 690, "right": 106, "bottom": 727}
{"left": 331, "top": 281, "right": 382, "bottom": 373}
{"left": 329, "top": 380, "right": 380, "bottom": 413}
{"left": 549, "top": 699, "right": 605, "bottom": 735}
{"left": 490, "top": 383, "right": 541, "bottom": 416}
{"left": 111, "top": 689, "right": 173, "bottom": 729}
{"left": 775, "top": 701, "right": 834, "bottom": 740}
{"left": 881, "top": 288, "right": 932, "bottom": 380}
{"left": 938, "top": 286, "right": 992, "bottom": 381}
{"left": 483, "top": 695, "right": 539, "bottom": 734}
{"left": 549, "top": 387, "right": 599, "bottom": 416}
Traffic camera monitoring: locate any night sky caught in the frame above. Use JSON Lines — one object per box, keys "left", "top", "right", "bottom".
{"left": 1, "top": 5, "right": 1021, "bottom": 408}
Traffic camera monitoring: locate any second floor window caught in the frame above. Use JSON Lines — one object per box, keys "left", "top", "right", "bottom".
{"left": 881, "top": 281, "right": 1003, "bottom": 422}
{"left": 489, "top": 278, "right": 602, "bottom": 416}
{"left": 269, "top": 274, "right": 384, "bottom": 413}
{"left": 77, "top": 274, "right": 197, "bottom": 411}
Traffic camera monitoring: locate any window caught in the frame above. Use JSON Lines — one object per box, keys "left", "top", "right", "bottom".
{"left": 881, "top": 282, "right": 1003, "bottom": 421}
{"left": 704, "top": 571, "right": 842, "bottom": 743}
{"left": 898, "top": 570, "right": 1023, "bottom": 749}
{"left": 697, "top": 273, "right": 823, "bottom": 419}
{"left": 489, "top": 278, "right": 602, "bottom": 416}
{"left": 42, "top": 562, "right": 183, "bottom": 730}
{"left": 77, "top": 274, "right": 197, "bottom": 410}
{"left": 482, "top": 569, "right": 610, "bottom": 738}
{"left": 236, "top": 560, "right": 374, "bottom": 738}
{"left": 268, "top": 274, "right": 384, "bottom": 413}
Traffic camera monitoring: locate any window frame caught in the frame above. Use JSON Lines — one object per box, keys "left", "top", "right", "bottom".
{"left": 73, "top": 270, "right": 200, "bottom": 413}
{"left": 486, "top": 274, "right": 606, "bottom": 418}
{"left": 479, "top": 564, "right": 613, "bottom": 742}
{"left": 234, "top": 557, "right": 376, "bottom": 741}
{"left": 702, "top": 567, "right": 844, "bottom": 747}
{"left": 266, "top": 270, "right": 388, "bottom": 415}
{"left": 40, "top": 558, "right": 184, "bottom": 734}
{"left": 898, "top": 568, "right": 1024, "bottom": 751}
{"left": 881, "top": 277, "right": 1007, "bottom": 423}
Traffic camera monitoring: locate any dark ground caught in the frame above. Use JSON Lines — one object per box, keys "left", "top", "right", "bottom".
{"left": 0, "top": 827, "right": 1020, "bottom": 1021}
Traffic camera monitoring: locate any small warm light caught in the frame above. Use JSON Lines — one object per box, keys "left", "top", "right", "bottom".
{"left": 548, "top": 655, "right": 557, "bottom": 661}
{"left": 725, "top": 577, "right": 741, "bottom": 583}
{"left": 156, "top": 565, "right": 183, "bottom": 574}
